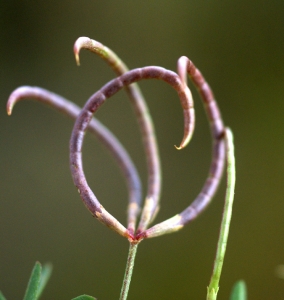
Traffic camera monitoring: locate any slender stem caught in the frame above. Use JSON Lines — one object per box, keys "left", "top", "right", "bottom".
{"left": 119, "top": 243, "right": 139, "bottom": 300}
{"left": 207, "top": 128, "right": 236, "bottom": 300}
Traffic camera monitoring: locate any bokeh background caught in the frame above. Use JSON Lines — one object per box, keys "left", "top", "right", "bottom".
{"left": 1, "top": 1, "right": 284, "bottom": 299}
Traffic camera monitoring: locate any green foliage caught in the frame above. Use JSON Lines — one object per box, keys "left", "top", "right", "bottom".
{"left": 37, "top": 263, "right": 53, "bottom": 299}
{"left": 229, "top": 281, "right": 247, "bottom": 300}
{"left": 0, "top": 262, "right": 53, "bottom": 300}
{"left": 23, "top": 262, "right": 42, "bottom": 300}
{"left": 0, "top": 291, "right": 7, "bottom": 300}
{"left": 0, "top": 261, "right": 97, "bottom": 300}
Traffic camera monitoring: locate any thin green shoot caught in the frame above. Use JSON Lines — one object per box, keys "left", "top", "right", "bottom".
{"left": 119, "top": 243, "right": 139, "bottom": 300}
{"left": 207, "top": 128, "right": 236, "bottom": 300}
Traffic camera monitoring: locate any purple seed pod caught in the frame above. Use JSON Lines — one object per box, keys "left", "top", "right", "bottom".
{"left": 7, "top": 38, "right": 227, "bottom": 245}
{"left": 73, "top": 37, "right": 195, "bottom": 234}
{"left": 6, "top": 85, "right": 142, "bottom": 231}
{"left": 138, "top": 57, "right": 226, "bottom": 240}
{"left": 69, "top": 66, "right": 194, "bottom": 241}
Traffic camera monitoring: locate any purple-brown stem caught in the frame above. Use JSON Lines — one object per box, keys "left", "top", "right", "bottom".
{"left": 136, "top": 57, "right": 226, "bottom": 240}
{"left": 69, "top": 66, "right": 194, "bottom": 241}
{"left": 6, "top": 86, "right": 142, "bottom": 224}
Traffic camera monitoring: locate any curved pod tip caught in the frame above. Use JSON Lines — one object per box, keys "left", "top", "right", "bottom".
{"left": 73, "top": 36, "right": 92, "bottom": 66}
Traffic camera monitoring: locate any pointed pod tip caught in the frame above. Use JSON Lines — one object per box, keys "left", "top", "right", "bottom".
{"left": 74, "top": 36, "right": 93, "bottom": 66}
{"left": 175, "top": 132, "right": 192, "bottom": 150}
{"left": 174, "top": 144, "right": 183, "bottom": 150}
{"left": 6, "top": 103, "right": 13, "bottom": 116}
{"left": 75, "top": 53, "right": 81, "bottom": 66}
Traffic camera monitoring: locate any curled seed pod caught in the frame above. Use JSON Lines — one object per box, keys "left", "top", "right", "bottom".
{"left": 69, "top": 66, "right": 194, "bottom": 241}
{"left": 137, "top": 57, "right": 226, "bottom": 240}
{"left": 73, "top": 37, "right": 195, "bottom": 234}
{"left": 74, "top": 37, "right": 161, "bottom": 233}
{"left": 6, "top": 86, "right": 142, "bottom": 228}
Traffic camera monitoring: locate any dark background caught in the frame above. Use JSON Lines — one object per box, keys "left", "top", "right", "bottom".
{"left": 1, "top": 1, "right": 284, "bottom": 299}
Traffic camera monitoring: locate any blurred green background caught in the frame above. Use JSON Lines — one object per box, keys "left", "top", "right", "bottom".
{"left": 1, "top": 1, "right": 284, "bottom": 299}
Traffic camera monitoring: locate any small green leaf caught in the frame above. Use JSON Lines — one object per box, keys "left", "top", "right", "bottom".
{"left": 229, "top": 280, "right": 247, "bottom": 300}
{"left": 71, "top": 295, "right": 97, "bottom": 300}
{"left": 0, "top": 291, "right": 7, "bottom": 300}
{"left": 37, "top": 263, "right": 53, "bottom": 299}
{"left": 23, "top": 262, "right": 42, "bottom": 300}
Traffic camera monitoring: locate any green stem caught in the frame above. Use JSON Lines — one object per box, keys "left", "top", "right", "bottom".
{"left": 119, "top": 243, "right": 139, "bottom": 300}
{"left": 207, "top": 128, "right": 236, "bottom": 300}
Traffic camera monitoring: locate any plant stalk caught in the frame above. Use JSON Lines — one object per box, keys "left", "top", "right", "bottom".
{"left": 207, "top": 128, "right": 236, "bottom": 300}
{"left": 119, "top": 243, "right": 139, "bottom": 300}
